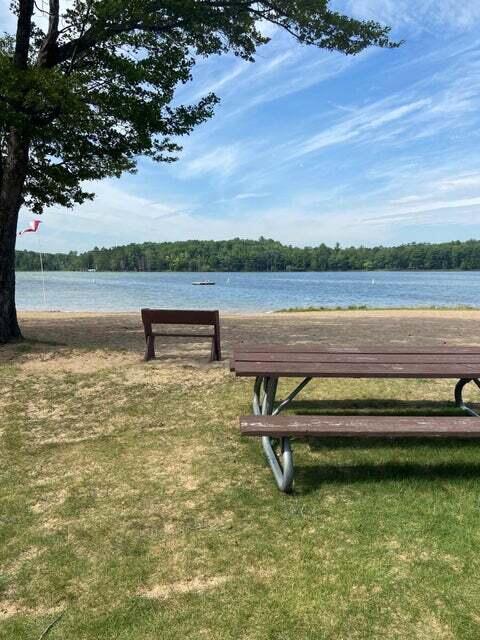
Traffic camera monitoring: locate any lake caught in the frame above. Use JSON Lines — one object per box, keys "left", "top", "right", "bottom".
{"left": 15, "top": 271, "right": 480, "bottom": 313}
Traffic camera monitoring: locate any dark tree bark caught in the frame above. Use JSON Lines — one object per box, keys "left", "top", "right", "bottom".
{"left": 0, "top": 131, "right": 30, "bottom": 342}
{"left": 0, "top": 0, "right": 34, "bottom": 342}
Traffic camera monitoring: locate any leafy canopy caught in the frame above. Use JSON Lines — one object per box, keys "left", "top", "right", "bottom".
{"left": 1, "top": 1, "right": 399, "bottom": 213}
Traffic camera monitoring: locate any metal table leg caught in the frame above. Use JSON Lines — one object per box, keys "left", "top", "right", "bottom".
{"left": 455, "top": 378, "right": 480, "bottom": 417}
{"left": 251, "top": 376, "right": 313, "bottom": 493}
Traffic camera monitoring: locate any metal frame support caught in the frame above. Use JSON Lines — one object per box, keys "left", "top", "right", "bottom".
{"left": 252, "top": 375, "right": 312, "bottom": 493}
{"left": 455, "top": 378, "right": 480, "bottom": 417}
{"left": 249, "top": 375, "right": 480, "bottom": 492}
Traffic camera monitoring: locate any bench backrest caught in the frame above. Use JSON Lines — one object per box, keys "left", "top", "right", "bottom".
{"left": 141, "top": 308, "right": 220, "bottom": 337}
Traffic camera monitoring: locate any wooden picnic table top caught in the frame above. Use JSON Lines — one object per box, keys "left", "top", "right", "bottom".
{"left": 231, "top": 344, "right": 480, "bottom": 379}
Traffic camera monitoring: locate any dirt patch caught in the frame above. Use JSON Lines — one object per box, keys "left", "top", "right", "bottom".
{"left": 414, "top": 613, "right": 455, "bottom": 639}
{"left": 19, "top": 349, "right": 138, "bottom": 374}
{"left": 122, "top": 364, "right": 227, "bottom": 389}
{"left": 144, "top": 442, "right": 208, "bottom": 492}
{"left": 139, "top": 575, "right": 229, "bottom": 600}
{"left": 0, "top": 601, "right": 63, "bottom": 620}
{"left": 31, "top": 489, "right": 68, "bottom": 515}
{"left": 3, "top": 546, "right": 42, "bottom": 576}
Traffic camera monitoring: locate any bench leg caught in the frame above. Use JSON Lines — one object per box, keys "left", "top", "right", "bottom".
{"left": 210, "top": 336, "right": 220, "bottom": 362}
{"left": 144, "top": 335, "right": 155, "bottom": 361}
{"left": 212, "top": 331, "right": 221, "bottom": 361}
{"left": 455, "top": 378, "right": 480, "bottom": 417}
{"left": 209, "top": 337, "right": 215, "bottom": 362}
{"left": 261, "top": 436, "right": 294, "bottom": 493}
{"left": 252, "top": 376, "right": 294, "bottom": 493}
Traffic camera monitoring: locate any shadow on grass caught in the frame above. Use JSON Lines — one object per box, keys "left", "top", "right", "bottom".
{"left": 295, "top": 460, "right": 480, "bottom": 494}
{"left": 306, "top": 435, "right": 480, "bottom": 451}
{"left": 289, "top": 398, "right": 466, "bottom": 416}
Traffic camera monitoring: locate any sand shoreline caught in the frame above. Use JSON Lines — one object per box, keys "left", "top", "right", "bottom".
{"left": 17, "top": 308, "right": 480, "bottom": 320}
{"left": 4, "top": 308, "right": 478, "bottom": 363}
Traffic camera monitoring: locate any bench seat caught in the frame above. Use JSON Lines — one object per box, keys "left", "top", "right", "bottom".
{"left": 240, "top": 415, "right": 480, "bottom": 438}
{"left": 152, "top": 332, "right": 214, "bottom": 338}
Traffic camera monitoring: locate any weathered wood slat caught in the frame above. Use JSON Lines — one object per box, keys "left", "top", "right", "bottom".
{"left": 153, "top": 332, "right": 214, "bottom": 338}
{"left": 233, "top": 352, "right": 480, "bottom": 364}
{"left": 233, "top": 344, "right": 480, "bottom": 354}
{"left": 143, "top": 309, "right": 220, "bottom": 325}
{"left": 240, "top": 415, "right": 480, "bottom": 438}
{"left": 233, "top": 361, "right": 480, "bottom": 378}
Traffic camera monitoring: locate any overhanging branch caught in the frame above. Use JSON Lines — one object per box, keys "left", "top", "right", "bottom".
{"left": 37, "top": 0, "right": 60, "bottom": 66}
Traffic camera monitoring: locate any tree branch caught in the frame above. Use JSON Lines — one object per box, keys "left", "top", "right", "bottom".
{"left": 52, "top": 18, "right": 182, "bottom": 68}
{"left": 65, "top": 0, "right": 93, "bottom": 75}
{"left": 37, "top": 0, "right": 60, "bottom": 66}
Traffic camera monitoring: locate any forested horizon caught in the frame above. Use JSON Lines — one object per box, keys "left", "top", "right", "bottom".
{"left": 15, "top": 237, "right": 480, "bottom": 272}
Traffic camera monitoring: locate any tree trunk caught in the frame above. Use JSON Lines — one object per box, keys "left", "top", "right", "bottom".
{"left": 0, "top": 0, "right": 35, "bottom": 342}
{"left": 0, "top": 130, "right": 30, "bottom": 343}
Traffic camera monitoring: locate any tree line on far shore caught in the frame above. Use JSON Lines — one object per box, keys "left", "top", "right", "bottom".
{"left": 15, "top": 237, "right": 480, "bottom": 272}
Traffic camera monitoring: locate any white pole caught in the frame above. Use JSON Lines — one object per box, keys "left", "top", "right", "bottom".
{"left": 37, "top": 234, "right": 47, "bottom": 309}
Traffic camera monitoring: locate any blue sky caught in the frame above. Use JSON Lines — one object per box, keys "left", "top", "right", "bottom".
{"left": 9, "top": 0, "right": 480, "bottom": 252}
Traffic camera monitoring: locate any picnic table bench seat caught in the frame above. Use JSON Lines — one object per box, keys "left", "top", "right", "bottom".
{"left": 240, "top": 415, "right": 480, "bottom": 439}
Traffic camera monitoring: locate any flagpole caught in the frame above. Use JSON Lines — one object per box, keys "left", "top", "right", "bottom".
{"left": 37, "top": 234, "right": 47, "bottom": 309}
{"left": 17, "top": 219, "right": 46, "bottom": 309}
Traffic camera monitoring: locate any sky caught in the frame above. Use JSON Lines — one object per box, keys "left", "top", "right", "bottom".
{"left": 6, "top": 0, "right": 480, "bottom": 252}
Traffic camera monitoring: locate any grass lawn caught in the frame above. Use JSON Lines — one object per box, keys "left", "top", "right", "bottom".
{"left": 2, "top": 313, "right": 480, "bottom": 639}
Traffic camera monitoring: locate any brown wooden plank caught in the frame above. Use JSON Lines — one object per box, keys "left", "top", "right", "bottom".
{"left": 142, "top": 308, "right": 219, "bottom": 325}
{"left": 233, "top": 361, "right": 480, "bottom": 378}
{"left": 153, "top": 332, "right": 214, "bottom": 338}
{"left": 233, "top": 352, "right": 480, "bottom": 364}
{"left": 240, "top": 415, "right": 480, "bottom": 438}
{"left": 233, "top": 344, "right": 480, "bottom": 354}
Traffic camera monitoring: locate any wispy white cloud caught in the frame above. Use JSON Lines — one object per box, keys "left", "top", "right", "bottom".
{"left": 182, "top": 144, "right": 244, "bottom": 178}
{"left": 290, "top": 98, "right": 430, "bottom": 158}
{"left": 180, "top": 26, "right": 366, "bottom": 121}
{"left": 189, "top": 62, "right": 247, "bottom": 102}
{"left": 364, "top": 197, "right": 480, "bottom": 223}
{"left": 336, "top": 0, "right": 480, "bottom": 33}
{"left": 233, "top": 192, "right": 270, "bottom": 200}
{"left": 280, "top": 44, "right": 480, "bottom": 165}
{"left": 436, "top": 173, "right": 480, "bottom": 191}
{"left": 236, "top": 52, "right": 357, "bottom": 113}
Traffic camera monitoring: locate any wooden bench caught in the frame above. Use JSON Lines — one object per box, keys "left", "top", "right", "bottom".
{"left": 231, "top": 344, "right": 480, "bottom": 492}
{"left": 141, "top": 309, "right": 221, "bottom": 362}
{"left": 241, "top": 415, "right": 480, "bottom": 439}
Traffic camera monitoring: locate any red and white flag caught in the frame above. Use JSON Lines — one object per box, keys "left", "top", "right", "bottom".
{"left": 17, "top": 220, "right": 42, "bottom": 236}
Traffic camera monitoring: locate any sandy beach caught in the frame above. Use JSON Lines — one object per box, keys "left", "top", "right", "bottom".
{"left": 4, "top": 309, "right": 480, "bottom": 371}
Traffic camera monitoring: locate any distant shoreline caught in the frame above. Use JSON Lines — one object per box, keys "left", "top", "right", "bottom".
{"left": 17, "top": 306, "right": 480, "bottom": 315}
{"left": 15, "top": 237, "right": 480, "bottom": 272}
{"left": 15, "top": 268, "right": 480, "bottom": 273}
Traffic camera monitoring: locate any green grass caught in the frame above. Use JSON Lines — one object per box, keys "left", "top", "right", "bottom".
{"left": 2, "top": 346, "right": 480, "bottom": 639}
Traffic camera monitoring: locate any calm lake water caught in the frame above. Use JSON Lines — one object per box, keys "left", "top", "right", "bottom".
{"left": 15, "top": 271, "right": 480, "bottom": 312}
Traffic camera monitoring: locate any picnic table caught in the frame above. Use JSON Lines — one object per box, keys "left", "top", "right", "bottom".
{"left": 231, "top": 344, "right": 480, "bottom": 492}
